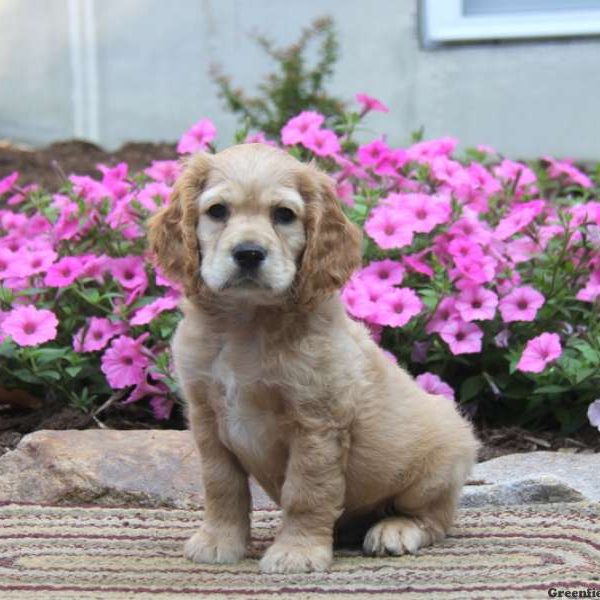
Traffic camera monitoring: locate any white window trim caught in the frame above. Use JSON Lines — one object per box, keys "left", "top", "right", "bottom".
{"left": 422, "top": 0, "right": 600, "bottom": 46}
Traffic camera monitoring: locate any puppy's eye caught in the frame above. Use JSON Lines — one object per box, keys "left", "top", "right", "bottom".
{"left": 273, "top": 207, "right": 296, "bottom": 225}
{"left": 207, "top": 203, "right": 228, "bottom": 221}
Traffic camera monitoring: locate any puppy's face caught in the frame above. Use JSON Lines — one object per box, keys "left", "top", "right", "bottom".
{"left": 197, "top": 156, "right": 306, "bottom": 302}
{"left": 148, "top": 143, "right": 362, "bottom": 309}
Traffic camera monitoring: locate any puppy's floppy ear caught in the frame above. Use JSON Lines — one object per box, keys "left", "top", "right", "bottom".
{"left": 147, "top": 153, "right": 212, "bottom": 299}
{"left": 293, "top": 168, "right": 362, "bottom": 308}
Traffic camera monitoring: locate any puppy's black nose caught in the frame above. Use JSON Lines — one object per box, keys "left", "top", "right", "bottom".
{"left": 232, "top": 242, "right": 267, "bottom": 270}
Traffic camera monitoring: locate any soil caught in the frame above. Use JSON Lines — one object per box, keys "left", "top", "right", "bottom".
{"left": 1, "top": 394, "right": 599, "bottom": 459}
{"left": 1, "top": 139, "right": 599, "bottom": 460}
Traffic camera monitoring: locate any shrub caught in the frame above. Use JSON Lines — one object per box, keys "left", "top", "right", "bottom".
{"left": 1, "top": 96, "right": 599, "bottom": 434}
{"left": 211, "top": 16, "right": 346, "bottom": 139}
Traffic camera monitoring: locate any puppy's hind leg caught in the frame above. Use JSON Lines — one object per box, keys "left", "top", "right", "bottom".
{"left": 363, "top": 445, "right": 476, "bottom": 557}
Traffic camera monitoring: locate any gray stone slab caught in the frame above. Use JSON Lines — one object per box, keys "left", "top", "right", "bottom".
{"left": 1, "top": 430, "right": 597, "bottom": 510}
{"left": 468, "top": 451, "right": 600, "bottom": 502}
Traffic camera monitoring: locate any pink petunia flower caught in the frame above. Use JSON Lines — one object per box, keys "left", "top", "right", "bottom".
{"left": 365, "top": 206, "right": 414, "bottom": 250}
{"left": 499, "top": 286, "right": 545, "bottom": 322}
{"left": 130, "top": 294, "right": 180, "bottom": 326}
{"left": 2, "top": 306, "right": 58, "bottom": 346}
{"left": 144, "top": 160, "right": 182, "bottom": 185}
{"left": 98, "top": 162, "right": 129, "bottom": 200}
{"left": 455, "top": 286, "right": 498, "bottom": 322}
{"left": 493, "top": 159, "right": 537, "bottom": 193}
{"left": 576, "top": 270, "right": 600, "bottom": 303}
{"left": 154, "top": 265, "right": 183, "bottom": 292}
{"left": 371, "top": 287, "right": 423, "bottom": 328}
{"left": 416, "top": 373, "right": 455, "bottom": 401}
{"left": 356, "top": 93, "right": 389, "bottom": 113}
{"left": 122, "top": 378, "right": 169, "bottom": 406}
{"left": 357, "top": 259, "right": 405, "bottom": 287}
{"left": 452, "top": 254, "right": 497, "bottom": 286}
{"left": 387, "top": 193, "right": 451, "bottom": 234}
{"left": 448, "top": 218, "right": 493, "bottom": 246}
{"left": 73, "top": 317, "right": 127, "bottom": 352}
{"left": 425, "top": 297, "right": 458, "bottom": 334}
{"left": 0, "top": 172, "right": 19, "bottom": 196}
{"left": 403, "top": 252, "right": 434, "bottom": 278}
{"left": 570, "top": 202, "right": 600, "bottom": 228}
{"left": 53, "top": 200, "right": 81, "bottom": 241}
{"left": 341, "top": 277, "right": 388, "bottom": 321}
{"left": 14, "top": 248, "right": 58, "bottom": 278}
{"left": 336, "top": 181, "right": 354, "bottom": 207}
{"left": 301, "top": 128, "right": 341, "bottom": 157}
{"left": 79, "top": 253, "right": 110, "bottom": 283}
{"left": 448, "top": 237, "right": 485, "bottom": 263}
{"left": 407, "top": 137, "right": 458, "bottom": 162}
{"left": 281, "top": 111, "right": 325, "bottom": 146}
{"left": 101, "top": 334, "right": 150, "bottom": 389}
{"left": 494, "top": 200, "right": 546, "bottom": 240}
{"left": 544, "top": 156, "right": 593, "bottom": 189}
{"left": 8, "top": 183, "right": 38, "bottom": 206}
{"left": 110, "top": 256, "right": 148, "bottom": 291}
{"left": 373, "top": 148, "right": 408, "bottom": 176}
{"left": 357, "top": 140, "right": 390, "bottom": 167}
{"left": 440, "top": 320, "right": 483, "bottom": 355}
{"left": 69, "top": 175, "right": 110, "bottom": 205}
{"left": 177, "top": 118, "right": 217, "bottom": 154}
{"left": 44, "top": 256, "right": 86, "bottom": 287}
{"left": 150, "top": 395, "right": 176, "bottom": 420}
{"left": 137, "top": 182, "right": 172, "bottom": 212}
{"left": 517, "top": 333, "right": 562, "bottom": 373}
{"left": 0, "top": 248, "right": 21, "bottom": 280}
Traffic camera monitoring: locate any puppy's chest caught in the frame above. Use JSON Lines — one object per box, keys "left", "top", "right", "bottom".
{"left": 209, "top": 343, "right": 286, "bottom": 462}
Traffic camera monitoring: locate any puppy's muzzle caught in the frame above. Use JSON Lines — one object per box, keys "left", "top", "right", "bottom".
{"left": 232, "top": 242, "right": 267, "bottom": 271}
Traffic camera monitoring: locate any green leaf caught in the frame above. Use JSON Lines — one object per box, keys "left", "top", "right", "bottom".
{"left": 571, "top": 341, "right": 600, "bottom": 365}
{"left": 12, "top": 369, "right": 42, "bottom": 385}
{"left": 65, "top": 366, "right": 83, "bottom": 378}
{"left": 459, "top": 376, "right": 485, "bottom": 403}
{"left": 575, "top": 366, "right": 597, "bottom": 385}
{"left": 533, "top": 384, "right": 571, "bottom": 395}
{"left": 81, "top": 289, "right": 100, "bottom": 303}
{"left": 0, "top": 338, "right": 15, "bottom": 359}
{"left": 34, "top": 348, "right": 71, "bottom": 365}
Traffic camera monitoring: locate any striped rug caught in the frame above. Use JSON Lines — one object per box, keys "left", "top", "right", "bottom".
{"left": 0, "top": 502, "right": 598, "bottom": 599}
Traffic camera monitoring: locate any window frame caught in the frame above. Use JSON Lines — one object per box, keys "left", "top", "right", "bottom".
{"left": 421, "top": 0, "right": 600, "bottom": 46}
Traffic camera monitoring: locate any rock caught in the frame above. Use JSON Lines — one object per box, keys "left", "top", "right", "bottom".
{"left": 0, "top": 431, "right": 597, "bottom": 509}
{"left": 461, "top": 476, "right": 586, "bottom": 508}
{"left": 464, "top": 451, "right": 600, "bottom": 505}
{"left": 0, "top": 429, "right": 275, "bottom": 509}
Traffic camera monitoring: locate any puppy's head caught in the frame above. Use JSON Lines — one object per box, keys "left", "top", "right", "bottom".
{"left": 148, "top": 143, "right": 361, "bottom": 309}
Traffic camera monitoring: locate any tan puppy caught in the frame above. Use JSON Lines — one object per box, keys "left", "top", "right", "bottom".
{"left": 148, "top": 143, "right": 479, "bottom": 574}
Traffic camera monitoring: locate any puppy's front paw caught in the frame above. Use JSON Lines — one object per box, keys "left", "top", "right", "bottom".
{"left": 259, "top": 541, "right": 332, "bottom": 574}
{"left": 184, "top": 526, "right": 246, "bottom": 565}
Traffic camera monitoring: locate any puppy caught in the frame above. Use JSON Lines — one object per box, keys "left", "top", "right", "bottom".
{"left": 148, "top": 143, "right": 478, "bottom": 574}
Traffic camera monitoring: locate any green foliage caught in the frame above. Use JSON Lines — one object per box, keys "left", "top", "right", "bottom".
{"left": 210, "top": 16, "right": 346, "bottom": 138}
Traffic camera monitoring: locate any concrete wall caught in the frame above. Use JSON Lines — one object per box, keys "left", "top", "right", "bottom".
{"left": 1, "top": 0, "right": 599, "bottom": 159}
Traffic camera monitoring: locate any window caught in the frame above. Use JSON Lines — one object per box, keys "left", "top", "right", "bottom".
{"left": 421, "top": 0, "right": 600, "bottom": 46}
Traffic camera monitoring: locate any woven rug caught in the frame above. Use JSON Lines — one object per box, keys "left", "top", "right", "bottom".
{"left": 0, "top": 502, "right": 598, "bottom": 599}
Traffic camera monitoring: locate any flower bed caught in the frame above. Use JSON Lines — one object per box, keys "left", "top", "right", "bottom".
{"left": 0, "top": 94, "right": 599, "bottom": 433}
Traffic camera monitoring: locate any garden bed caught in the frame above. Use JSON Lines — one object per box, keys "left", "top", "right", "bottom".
{"left": 1, "top": 114, "right": 599, "bottom": 463}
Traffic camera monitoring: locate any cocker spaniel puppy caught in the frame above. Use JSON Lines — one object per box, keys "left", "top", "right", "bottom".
{"left": 148, "top": 143, "right": 478, "bottom": 574}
